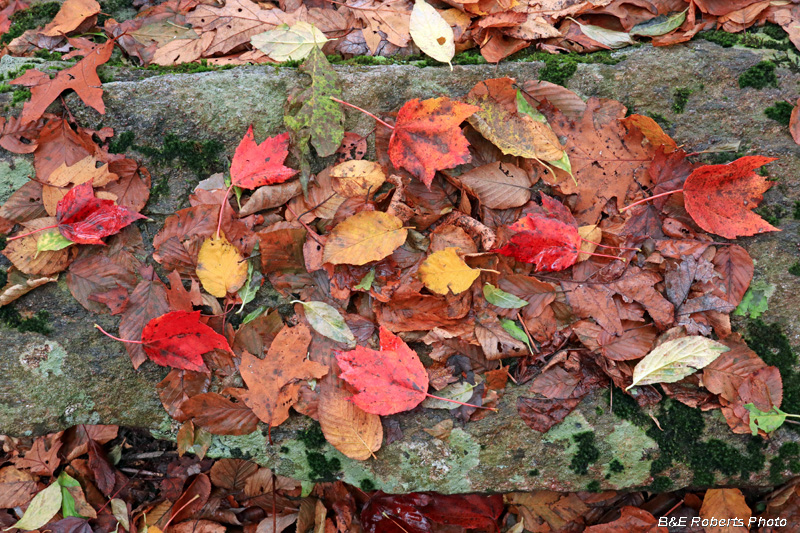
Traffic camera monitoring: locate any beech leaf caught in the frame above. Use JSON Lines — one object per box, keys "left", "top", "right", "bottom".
{"left": 630, "top": 10, "right": 687, "bottom": 37}
{"left": 627, "top": 336, "right": 729, "bottom": 390}
{"left": 318, "top": 385, "right": 382, "bottom": 460}
{"left": 418, "top": 247, "right": 479, "bottom": 295}
{"left": 293, "top": 300, "right": 356, "bottom": 347}
{"left": 322, "top": 211, "right": 407, "bottom": 266}
{"left": 569, "top": 18, "right": 635, "bottom": 48}
{"left": 336, "top": 326, "right": 429, "bottom": 415}
{"left": 409, "top": 0, "right": 455, "bottom": 67}
{"left": 251, "top": 21, "right": 328, "bottom": 62}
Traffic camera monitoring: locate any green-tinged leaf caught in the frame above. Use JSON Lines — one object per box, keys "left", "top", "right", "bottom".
{"left": 550, "top": 149, "right": 575, "bottom": 183}
{"left": 242, "top": 305, "right": 267, "bottom": 325}
{"left": 516, "top": 90, "right": 546, "bottom": 122}
{"left": 745, "top": 403, "right": 787, "bottom": 435}
{"left": 627, "top": 336, "right": 729, "bottom": 390}
{"left": 734, "top": 280, "right": 775, "bottom": 318}
{"left": 569, "top": 18, "right": 635, "bottom": 48}
{"left": 354, "top": 268, "right": 375, "bottom": 291}
{"left": 483, "top": 283, "right": 529, "bottom": 309}
{"left": 111, "top": 498, "right": 129, "bottom": 531}
{"left": 409, "top": 0, "right": 455, "bottom": 67}
{"left": 57, "top": 471, "right": 82, "bottom": 518}
{"left": 251, "top": 21, "right": 329, "bottom": 62}
{"left": 37, "top": 228, "right": 73, "bottom": 253}
{"left": 422, "top": 377, "right": 482, "bottom": 409}
{"left": 285, "top": 46, "right": 344, "bottom": 191}
{"left": 501, "top": 318, "right": 533, "bottom": 353}
{"left": 630, "top": 10, "right": 687, "bottom": 37}
{"left": 293, "top": 300, "right": 356, "bottom": 347}
{"left": 237, "top": 260, "right": 261, "bottom": 314}
{"left": 10, "top": 480, "right": 62, "bottom": 530}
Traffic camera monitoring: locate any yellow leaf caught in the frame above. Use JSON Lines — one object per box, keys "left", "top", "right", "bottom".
{"left": 330, "top": 160, "right": 386, "bottom": 198}
{"left": 418, "top": 247, "right": 479, "bottom": 295}
{"left": 196, "top": 234, "right": 248, "bottom": 298}
{"left": 318, "top": 385, "right": 382, "bottom": 460}
{"left": 49, "top": 155, "right": 118, "bottom": 187}
{"left": 322, "top": 211, "right": 407, "bottom": 266}
{"left": 409, "top": 0, "right": 455, "bottom": 67}
{"left": 576, "top": 224, "right": 601, "bottom": 262}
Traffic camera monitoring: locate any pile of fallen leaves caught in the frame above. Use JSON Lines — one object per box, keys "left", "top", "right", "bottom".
{"left": 2, "top": 426, "right": 799, "bottom": 531}
{"left": 2, "top": 0, "right": 800, "bottom": 66}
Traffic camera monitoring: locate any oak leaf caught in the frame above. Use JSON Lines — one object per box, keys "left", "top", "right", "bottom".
{"left": 239, "top": 324, "right": 328, "bottom": 428}
{"left": 322, "top": 211, "right": 407, "bottom": 265}
{"left": 388, "top": 97, "right": 480, "bottom": 187}
{"left": 230, "top": 126, "right": 297, "bottom": 189}
{"left": 11, "top": 39, "right": 114, "bottom": 123}
{"left": 336, "top": 326, "right": 429, "bottom": 415}
{"left": 683, "top": 156, "right": 779, "bottom": 239}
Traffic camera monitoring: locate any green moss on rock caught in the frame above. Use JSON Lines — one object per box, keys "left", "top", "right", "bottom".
{"left": 672, "top": 87, "right": 693, "bottom": 113}
{"left": 764, "top": 101, "right": 793, "bottom": 125}
{"left": 0, "top": 2, "right": 61, "bottom": 46}
{"left": 570, "top": 431, "right": 600, "bottom": 475}
{"left": 739, "top": 61, "right": 778, "bottom": 90}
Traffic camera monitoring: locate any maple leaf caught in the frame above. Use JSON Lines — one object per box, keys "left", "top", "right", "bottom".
{"left": 494, "top": 215, "right": 580, "bottom": 272}
{"left": 10, "top": 39, "right": 114, "bottom": 123}
{"left": 388, "top": 97, "right": 480, "bottom": 187}
{"left": 238, "top": 324, "right": 328, "bottom": 428}
{"left": 97, "top": 310, "right": 231, "bottom": 371}
{"left": 683, "top": 156, "right": 779, "bottom": 239}
{"left": 336, "top": 326, "right": 429, "bottom": 415}
{"left": 53, "top": 182, "right": 146, "bottom": 245}
{"left": 229, "top": 126, "right": 297, "bottom": 189}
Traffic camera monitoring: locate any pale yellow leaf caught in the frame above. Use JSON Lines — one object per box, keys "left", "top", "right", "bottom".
{"left": 330, "top": 160, "right": 386, "bottom": 198}
{"left": 628, "top": 336, "right": 729, "bottom": 390}
{"left": 410, "top": 0, "right": 454, "bottom": 67}
{"left": 49, "top": 155, "right": 118, "bottom": 187}
{"left": 251, "top": 21, "right": 328, "bottom": 62}
{"left": 322, "top": 211, "right": 407, "bottom": 265}
{"left": 196, "top": 234, "right": 249, "bottom": 298}
{"left": 318, "top": 385, "right": 382, "bottom": 460}
{"left": 418, "top": 247, "right": 479, "bottom": 295}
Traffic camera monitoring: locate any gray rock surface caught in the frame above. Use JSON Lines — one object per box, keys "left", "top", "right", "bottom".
{"left": 2, "top": 40, "right": 800, "bottom": 493}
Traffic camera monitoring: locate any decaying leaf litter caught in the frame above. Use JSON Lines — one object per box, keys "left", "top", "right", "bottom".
{"left": 2, "top": 0, "right": 800, "bottom": 530}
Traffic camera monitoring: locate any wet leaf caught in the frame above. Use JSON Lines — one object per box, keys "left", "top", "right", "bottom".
{"left": 628, "top": 336, "right": 729, "bottom": 389}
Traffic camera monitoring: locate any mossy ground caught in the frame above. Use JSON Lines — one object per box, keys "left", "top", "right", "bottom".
{"left": 764, "top": 101, "right": 794, "bottom": 124}
{"left": 0, "top": 2, "right": 60, "bottom": 46}
{"left": 739, "top": 61, "right": 778, "bottom": 90}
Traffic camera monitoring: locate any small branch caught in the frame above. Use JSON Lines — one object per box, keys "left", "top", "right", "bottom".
{"left": 438, "top": 211, "right": 496, "bottom": 251}
{"left": 329, "top": 97, "right": 395, "bottom": 130}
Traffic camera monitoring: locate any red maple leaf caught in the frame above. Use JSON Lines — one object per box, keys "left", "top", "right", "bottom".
{"left": 336, "top": 326, "right": 429, "bottom": 415}
{"left": 97, "top": 310, "right": 232, "bottom": 372}
{"left": 388, "top": 97, "right": 480, "bottom": 188}
{"left": 229, "top": 125, "right": 297, "bottom": 189}
{"left": 56, "top": 182, "right": 146, "bottom": 245}
{"left": 683, "top": 156, "right": 779, "bottom": 239}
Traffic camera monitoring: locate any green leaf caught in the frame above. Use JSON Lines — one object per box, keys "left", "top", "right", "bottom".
{"left": 500, "top": 318, "right": 533, "bottom": 353}
{"left": 483, "top": 283, "right": 529, "bottom": 309}
{"left": 250, "top": 21, "right": 329, "bottom": 62}
{"left": 292, "top": 300, "right": 356, "bottom": 347}
{"left": 10, "top": 480, "right": 62, "bottom": 530}
{"left": 37, "top": 228, "right": 73, "bottom": 253}
{"left": 734, "top": 280, "right": 775, "bottom": 318}
{"left": 549, "top": 150, "right": 575, "bottom": 183}
{"left": 284, "top": 46, "right": 344, "bottom": 192}
{"left": 745, "top": 403, "right": 787, "bottom": 435}
{"left": 569, "top": 17, "right": 635, "bottom": 48}
{"left": 57, "top": 471, "right": 82, "bottom": 518}
{"left": 242, "top": 305, "right": 267, "bottom": 325}
{"left": 354, "top": 268, "right": 375, "bottom": 291}
{"left": 627, "top": 336, "right": 729, "bottom": 390}
{"left": 516, "top": 90, "right": 546, "bottom": 122}
{"left": 237, "top": 259, "right": 261, "bottom": 314}
{"left": 630, "top": 10, "right": 687, "bottom": 37}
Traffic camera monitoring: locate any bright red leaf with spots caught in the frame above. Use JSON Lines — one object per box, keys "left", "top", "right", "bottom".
{"left": 683, "top": 156, "right": 779, "bottom": 239}
{"left": 56, "top": 182, "right": 146, "bottom": 245}
{"left": 97, "top": 310, "right": 232, "bottom": 372}
{"left": 337, "top": 326, "right": 429, "bottom": 415}
{"left": 229, "top": 125, "right": 297, "bottom": 189}
{"left": 388, "top": 97, "right": 480, "bottom": 188}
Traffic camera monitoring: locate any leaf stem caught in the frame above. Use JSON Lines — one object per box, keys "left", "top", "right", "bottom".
{"left": 620, "top": 188, "right": 683, "bottom": 212}
{"left": 6, "top": 224, "right": 58, "bottom": 241}
{"left": 216, "top": 183, "right": 235, "bottom": 239}
{"left": 94, "top": 324, "right": 144, "bottom": 344}
{"left": 424, "top": 392, "right": 497, "bottom": 411}
{"left": 584, "top": 250, "right": 627, "bottom": 262}
{"left": 329, "top": 97, "right": 395, "bottom": 130}
{"left": 579, "top": 237, "right": 640, "bottom": 252}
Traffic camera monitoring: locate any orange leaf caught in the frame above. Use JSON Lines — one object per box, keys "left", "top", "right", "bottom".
{"left": 388, "top": 97, "right": 479, "bottom": 187}
{"left": 620, "top": 114, "right": 678, "bottom": 153}
{"left": 11, "top": 39, "right": 114, "bottom": 123}
{"left": 683, "top": 156, "right": 779, "bottom": 239}
{"left": 41, "top": 0, "right": 100, "bottom": 37}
